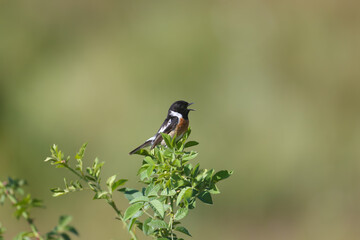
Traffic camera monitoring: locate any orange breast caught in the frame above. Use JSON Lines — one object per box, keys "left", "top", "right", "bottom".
{"left": 162, "top": 118, "right": 189, "bottom": 145}
{"left": 175, "top": 118, "right": 189, "bottom": 137}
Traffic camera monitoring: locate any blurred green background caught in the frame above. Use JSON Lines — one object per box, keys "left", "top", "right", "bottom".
{"left": 1, "top": 1, "right": 360, "bottom": 239}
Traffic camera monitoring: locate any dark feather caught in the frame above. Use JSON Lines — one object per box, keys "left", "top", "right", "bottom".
{"left": 151, "top": 117, "right": 178, "bottom": 149}
{"left": 129, "top": 140, "right": 152, "bottom": 155}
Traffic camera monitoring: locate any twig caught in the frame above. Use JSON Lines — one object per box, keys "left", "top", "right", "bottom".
{"left": 5, "top": 190, "right": 43, "bottom": 240}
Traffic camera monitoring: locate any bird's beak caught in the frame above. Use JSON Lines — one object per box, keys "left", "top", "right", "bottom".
{"left": 188, "top": 102, "right": 195, "bottom": 111}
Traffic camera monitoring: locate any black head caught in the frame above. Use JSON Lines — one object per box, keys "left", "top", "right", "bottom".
{"left": 168, "top": 100, "right": 194, "bottom": 119}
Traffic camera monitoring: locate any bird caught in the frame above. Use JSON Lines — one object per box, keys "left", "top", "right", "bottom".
{"left": 129, "top": 100, "right": 194, "bottom": 155}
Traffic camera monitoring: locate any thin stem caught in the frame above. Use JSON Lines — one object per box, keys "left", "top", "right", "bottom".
{"left": 143, "top": 209, "right": 154, "bottom": 219}
{"left": 64, "top": 164, "right": 84, "bottom": 180}
{"left": 5, "top": 190, "right": 43, "bottom": 240}
{"left": 169, "top": 197, "right": 175, "bottom": 240}
{"left": 107, "top": 199, "right": 121, "bottom": 216}
{"left": 107, "top": 199, "right": 138, "bottom": 240}
{"left": 63, "top": 164, "right": 138, "bottom": 240}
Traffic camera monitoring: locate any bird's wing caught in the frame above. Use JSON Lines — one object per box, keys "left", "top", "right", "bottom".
{"left": 151, "top": 117, "right": 178, "bottom": 148}
{"left": 157, "top": 117, "right": 172, "bottom": 133}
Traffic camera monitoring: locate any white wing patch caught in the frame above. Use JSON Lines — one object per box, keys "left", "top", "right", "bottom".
{"left": 146, "top": 136, "right": 156, "bottom": 142}
{"left": 159, "top": 119, "right": 171, "bottom": 133}
{"left": 147, "top": 111, "right": 182, "bottom": 144}
{"left": 147, "top": 118, "right": 172, "bottom": 143}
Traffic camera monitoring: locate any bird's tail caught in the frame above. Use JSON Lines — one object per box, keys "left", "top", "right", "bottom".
{"left": 129, "top": 140, "right": 152, "bottom": 155}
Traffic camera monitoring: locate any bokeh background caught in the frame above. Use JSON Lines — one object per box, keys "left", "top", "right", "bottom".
{"left": 1, "top": 1, "right": 360, "bottom": 239}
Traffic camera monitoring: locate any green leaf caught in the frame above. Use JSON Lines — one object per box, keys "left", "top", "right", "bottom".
{"left": 75, "top": 158, "right": 83, "bottom": 173}
{"left": 145, "top": 184, "right": 161, "bottom": 197}
{"left": 184, "top": 164, "right": 193, "bottom": 176}
{"left": 160, "top": 133, "right": 172, "bottom": 148}
{"left": 174, "top": 207, "right": 188, "bottom": 221}
{"left": 176, "top": 187, "right": 192, "bottom": 205}
{"left": 148, "top": 219, "right": 167, "bottom": 230}
{"left": 124, "top": 203, "right": 144, "bottom": 220}
{"left": 135, "top": 221, "right": 143, "bottom": 232}
{"left": 92, "top": 158, "right": 104, "bottom": 178}
{"left": 128, "top": 217, "right": 137, "bottom": 232}
{"left": 71, "top": 180, "right": 83, "bottom": 190}
{"left": 0, "top": 195, "right": 5, "bottom": 205}
{"left": 160, "top": 188, "right": 176, "bottom": 196}
{"left": 14, "top": 231, "right": 34, "bottom": 240}
{"left": 154, "top": 147, "right": 163, "bottom": 162}
{"left": 183, "top": 152, "right": 198, "bottom": 161}
{"left": 175, "top": 226, "right": 192, "bottom": 236}
{"left": 53, "top": 191, "right": 67, "bottom": 197}
{"left": 31, "top": 198, "right": 43, "bottom": 208}
{"left": 64, "top": 225, "right": 79, "bottom": 236}
{"left": 142, "top": 218, "right": 153, "bottom": 236}
{"left": 139, "top": 167, "right": 149, "bottom": 181}
{"left": 94, "top": 191, "right": 108, "bottom": 199}
{"left": 170, "top": 133, "right": 177, "bottom": 147}
{"left": 58, "top": 215, "right": 72, "bottom": 229}
{"left": 118, "top": 188, "right": 143, "bottom": 201}
{"left": 14, "top": 207, "right": 26, "bottom": 219}
{"left": 135, "top": 148, "right": 152, "bottom": 156}
{"left": 197, "top": 191, "right": 213, "bottom": 204}
{"left": 60, "top": 233, "right": 71, "bottom": 240}
{"left": 173, "top": 159, "right": 181, "bottom": 167}
{"left": 88, "top": 182, "right": 98, "bottom": 192}
{"left": 149, "top": 199, "right": 165, "bottom": 218}
{"left": 146, "top": 165, "right": 155, "bottom": 178}
{"left": 15, "top": 194, "right": 30, "bottom": 207}
{"left": 75, "top": 143, "right": 87, "bottom": 160}
{"left": 213, "top": 170, "right": 233, "bottom": 183}
{"left": 208, "top": 184, "right": 221, "bottom": 194}
{"left": 144, "top": 156, "right": 156, "bottom": 165}
{"left": 75, "top": 143, "right": 87, "bottom": 172}
{"left": 205, "top": 169, "right": 215, "bottom": 181}
{"left": 163, "top": 148, "right": 173, "bottom": 158}
{"left": 195, "top": 169, "right": 208, "bottom": 182}
{"left": 106, "top": 175, "right": 117, "bottom": 192}
{"left": 44, "top": 157, "right": 56, "bottom": 162}
{"left": 0, "top": 222, "right": 6, "bottom": 235}
{"left": 129, "top": 196, "right": 150, "bottom": 204}
{"left": 184, "top": 141, "right": 199, "bottom": 148}
{"left": 86, "top": 167, "right": 93, "bottom": 177}
{"left": 138, "top": 164, "right": 149, "bottom": 175}
{"left": 112, "top": 179, "right": 128, "bottom": 192}
{"left": 63, "top": 178, "right": 69, "bottom": 189}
